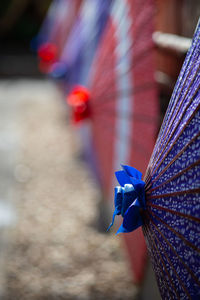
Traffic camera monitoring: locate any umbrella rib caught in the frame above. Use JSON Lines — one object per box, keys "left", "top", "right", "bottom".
{"left": 92, "top": 81, "right": 156, "bottom": 107}
{"left": 91, "top": 42, "right": 155, "bottom": 96}
{"left": 154, "top": 94, "right": 199, "bottom": 180}
{"left": 92, "top": 106, "right": 159, "bottom": 124}
{"left": 147, "top": 202, "right": 200, "bottom": 223}
{"left": 128, "top": 0, "right": 155, "bottom": 43}
{"left": 159, "top": 32, "right": 199, "bottom": 123}
{"left": 143, "top": 226, "right": 180, "bottom": 299}
{"left": 91, "top": 116, "right": 152, "bottom": 157}
{"left": 158, "top": 60, "right": 199, "bottom": 139}
{"left": 146, "top": 159, "right": 200, "bottom": 194}
{"left": 91, "top": 51, "right": 155, "bottom": 102}
{"left": 149, "top": 46, "right": 200, "bottom": 167}
{"left": 91, "top": 5, "right": 156, "bottom": 98}
{"left": 143, "top": 25, "right": 200, "bottom": 298}
{"left": 147, "top": 210, "right": 200, "bottom": 253}
{"left": 144, "top": 213, "right": 200, "bottom": 286}
{"left": 91, "top": 2, "right": 155, "bottom": 85}
{"left": 145, "top": 112, "right": 200, "bottom": 188}
{"left": 148, "top": 72, "right": 200, "bottom": 177}
{"left": 145, "top": 215, "right": 193, "bottom": 299}
{"left": 145, "top": 75, "right": 200, "bottom": 185}
{"left": 146, "top": 159, "right": 200, "bottom": 193}
{"left": 147, "top": 188, "right": 200, "bottom": 199}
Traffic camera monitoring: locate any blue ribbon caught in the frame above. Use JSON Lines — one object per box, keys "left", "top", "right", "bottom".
{"left": 50, "top": 62, "right": 69, "bottom": 79}
{"left": 107, "top": 165, "right": 146, "bottom": 234}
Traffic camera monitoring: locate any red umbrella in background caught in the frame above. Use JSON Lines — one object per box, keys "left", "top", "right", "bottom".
{"left": 85, "top": 0, "right": 159, "bottom": 283}
{"left": 36, "top": 0, "right": 160, "bottom": 288}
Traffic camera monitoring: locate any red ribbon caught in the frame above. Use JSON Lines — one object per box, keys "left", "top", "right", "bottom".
{"left": 67, "top": 86, "right": 91, "bottom": 123}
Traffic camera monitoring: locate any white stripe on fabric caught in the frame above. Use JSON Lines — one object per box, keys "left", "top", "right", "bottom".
{"left": 112, "top": 0, "right": 133, "bottom": 174}
{"left": 80, "top": 0, "right": 98, "bottom": 85}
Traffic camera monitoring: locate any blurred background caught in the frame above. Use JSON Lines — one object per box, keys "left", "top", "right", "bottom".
{"left": 0, "top": 0, "right": 199, "bottom": 299}
{"left": 0, "top": 0, "right": 51, "bottom": 77}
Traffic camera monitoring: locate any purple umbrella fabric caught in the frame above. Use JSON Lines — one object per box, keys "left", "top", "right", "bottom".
{"left": 51, "top": 0, "right": 112, "bottom": 87}
{"left": 33, "top": 0, "right": 69, "bottom": 50}
{"left": 143, "top": 20, "right": 200, "bottom": 299}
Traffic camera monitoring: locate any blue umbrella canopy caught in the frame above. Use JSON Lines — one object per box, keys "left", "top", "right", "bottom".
{"left": 143, "top": 20, "right": 200, "bottom": 299}
{"left": 109, "top": 19, "right": 200, "bottom": 299}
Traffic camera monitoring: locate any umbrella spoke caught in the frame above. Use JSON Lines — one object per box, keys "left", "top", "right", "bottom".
{"left": 146, "top": 159, "right": 200, "bottom": 193}
{"left": 146, "top": 216, "right": 192, "bottom": 299}
{"left": 143, "top": 20, "right": 200, "bottom": 298}
{"left": 145, "top": 109, "right": 200, "bottom": 188}
{"left": 92, "top": 82, "right": 156, "bottom": 107}
{"left": 91, "top": 42, "right": 155, "bottom": 96}
{"left": 151, "top": 26, "right": 200, "bottom": 157}
{"left": 92, "top": 116, "right": 152, "bottom": 157}
{"left": 148, "top": 60, "right": 200, "bottom": 177}
{"left": 147, "top": 202, "right": 200, "bottom": 224}
{"left": 92, "top": 107, "right": 159, "bottom": 124}
{"left": 148, "top": 210, "right": 200, "bottom": 253}
{"left": 143, "top": 226, "right": 179, "bottom": 299}
{"left": 155, "top": 25, "right": 200, "bottom": 139}
{"left": 145, "top": 214, "right": 200, "bottom": 287}
{"left": 146, "top": 131, "right": 200, "bottom": 190}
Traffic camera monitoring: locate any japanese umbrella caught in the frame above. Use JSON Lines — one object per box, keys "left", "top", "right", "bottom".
{"left": 83, "top": 0, "right": 159, "bottom": 283}
{"left": 35, "top": 0, "right": 82, "bottom": 72}
{"left": 60, "top": 0, "right": 112, "bottom": 183}
{"left": 142, "top": 20, "right": 200, "bottom": 299}
{"left": 52, "top": 0, "right": 112, "bottom": 88}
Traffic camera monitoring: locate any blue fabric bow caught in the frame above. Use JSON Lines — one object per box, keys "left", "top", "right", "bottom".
{"left": 107, "top": 165, "right": 146, "bottom": 234}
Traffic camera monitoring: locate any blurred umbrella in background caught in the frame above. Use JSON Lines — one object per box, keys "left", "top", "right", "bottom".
{"left": 50, "top": 0, "right": 112, "bottom": 87}
{"left": 62, "top": 0, "right": 113, "bottom": 187}
{"left": 35, "top": 0, "right": 83, "bottom": 73}
{"left": 83, "top": 0, "right": 159, "bottom": 283}
{"left": 143, "top": 20, "right": 200, "bottom": 299}
{"left": 0, "top": 0, "right": 158, "bottom": 299}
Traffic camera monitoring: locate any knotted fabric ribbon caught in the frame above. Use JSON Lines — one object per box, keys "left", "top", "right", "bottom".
{"left": 67, "top": 85, "right": 91, "bottom": 123}
{"left": 37, "top": 42, "right": 58, "bottom": 73}
{"left": 108, "top": 165, "right": 146, "bottom": 234}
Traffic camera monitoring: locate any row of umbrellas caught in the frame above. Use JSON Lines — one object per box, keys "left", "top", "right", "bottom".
{"left": 35, "top": 0, "right": 200, "bottom": 298}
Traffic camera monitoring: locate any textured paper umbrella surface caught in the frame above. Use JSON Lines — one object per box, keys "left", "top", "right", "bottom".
{"left": 143, "top": 20, "right": 200, "bottom": 299}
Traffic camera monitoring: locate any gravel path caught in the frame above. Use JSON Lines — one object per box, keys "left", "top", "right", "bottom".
{"left": 1, "top": 80, "right": 138, "bottom": 300}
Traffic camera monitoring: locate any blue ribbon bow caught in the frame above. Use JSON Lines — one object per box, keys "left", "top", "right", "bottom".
{"left": 107, "top": 165, "right": 146, "bottom": 234}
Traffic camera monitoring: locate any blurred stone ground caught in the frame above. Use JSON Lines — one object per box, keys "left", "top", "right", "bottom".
{"left": 0, "top": 79, "right": 138, "bottom": 300}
